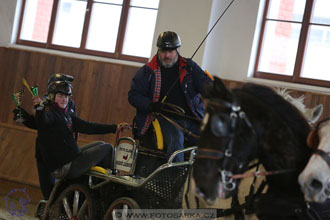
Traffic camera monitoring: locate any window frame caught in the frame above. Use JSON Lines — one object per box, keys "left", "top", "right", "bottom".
{"left": 253, "top": 0, "right": 330, "bottom": 88}
{"left": 16, "top": 0, "right": 158, "bottom": 63}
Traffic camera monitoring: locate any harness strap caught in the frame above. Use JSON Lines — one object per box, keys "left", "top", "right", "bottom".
{"left": 305, "top": 203, "right": 323, "bottom": 220}
{"left": 162, "top": 108, "right": 200, "bottom": 121}
{"left": 184, "top": 169, "right": 192, "bottom": 209}
{"left": 184, "top": 169, "right": 200, "bottom": 209}
{"left": 231, "top": 193, "right": 244, "bottom": 219}
{"left": 196, "top": 148, "right": 224, "bottom": 160}
{"left": 245, "top": 163, "right": 260, "bottom": 214}
{"left": 314, "top": 149, "right": 330, "bottom": 167}
{"left": 159, "top": 113, "right": 200, "bottom": 139}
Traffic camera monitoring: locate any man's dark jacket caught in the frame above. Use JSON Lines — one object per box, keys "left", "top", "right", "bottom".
{"left": 128, "top": 54, "right": 212, "bottom": 136}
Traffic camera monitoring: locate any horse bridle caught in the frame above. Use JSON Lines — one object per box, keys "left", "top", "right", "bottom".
{"left": 197, "top": 97, "right": 256, "bottom": 191}
{"left": 311, "top": 117, "right": 330, "bottom": 167}
{"left": 313, "top": 149, "right": 330, "bottom": 167}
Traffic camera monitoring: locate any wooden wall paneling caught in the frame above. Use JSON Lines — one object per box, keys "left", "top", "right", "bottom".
{"left": 320, "top": 95, "right": 330, "bottom": 118}
{"left": 1, "top": 49, "right": 13, "bottom": 123}
{"left": 117, "top": 65, "right": 137, "bottom": 123}
{"left": 90, "top": 62, "right": 109, "bottom": 123}
{"left": 117, "top": 65, "right": 138, "bottom": 138}
{"left": 78, "top": 62, "right": 114, "bottom": 143}
{"left": 0, "top": 48, "right": 9, "bottom": 123}
{"left": 0, "top": 126, "right": 11, "bottom": 168}
{"left": 72, "top": 60, "right": 92, "bottom": 120}
{"left": 0, "top": 48, "right": 9, "bottom": 106}
{"left": 101, "top": 64, "right": 118, "bottom": 127}
{"left": 0, "top": 124, "right": 38, "bottom": 186}
{"left": 7, "top": 49, "right": 29, "bottom": 124}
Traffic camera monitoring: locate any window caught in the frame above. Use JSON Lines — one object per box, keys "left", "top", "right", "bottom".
{"left": 16, "top": 0, "right": 160, "bottom": 63}
{"left": 254, "top": 0, "right": 330, "bottom": 87}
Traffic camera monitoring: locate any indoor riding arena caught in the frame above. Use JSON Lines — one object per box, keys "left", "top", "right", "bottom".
{"left": 1, "top": 0, "right": 330, "bottom": 219}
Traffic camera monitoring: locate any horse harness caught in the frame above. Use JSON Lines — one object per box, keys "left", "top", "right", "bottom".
{"left": 309, "top": 117, "right": 330, "bottom": 167}
{"left": 196, "top": 97, "right": 279, "bottom": 191}
{"left": 314, "top": 149, "right": 330, "bottom": 167}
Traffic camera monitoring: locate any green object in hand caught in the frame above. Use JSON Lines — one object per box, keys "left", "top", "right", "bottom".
{"left": 31, "top": 86, "right": 38, "bottom": 96}
{"left": 12, "top": 93, "right": 18, "bottom": 106}
{"left": 12, "top": 91, "right": 23, "bottom": 106}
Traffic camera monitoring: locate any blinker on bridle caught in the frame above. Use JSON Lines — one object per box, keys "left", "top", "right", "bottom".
{"left": 197, "top": 97, "right": 256, "bottom": 191}
{"left": 197, "top": 97, "right": 255, "bottom": 160}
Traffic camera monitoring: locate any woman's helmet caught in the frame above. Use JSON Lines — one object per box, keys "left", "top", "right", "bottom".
{"left": 48, "top": 74, "right": 74, "bottom": 96}
{"left": 156, "top": 31, "right": 181, "bottom": 50}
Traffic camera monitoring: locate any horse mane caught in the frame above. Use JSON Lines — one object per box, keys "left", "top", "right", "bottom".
{"left": 275, "top": 88, "right": 307, "bottom": 113}
{"left": 235, "top": 83, "right": 311, "bottom": 146}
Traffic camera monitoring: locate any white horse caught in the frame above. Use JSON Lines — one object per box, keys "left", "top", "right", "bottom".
{"left": 298, "top": 118, "right": 330, "bottom": 203}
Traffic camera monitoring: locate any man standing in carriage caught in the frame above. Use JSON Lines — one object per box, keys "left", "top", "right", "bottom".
{"left": 128, "top": 31, "right": 213, "bottom": 162}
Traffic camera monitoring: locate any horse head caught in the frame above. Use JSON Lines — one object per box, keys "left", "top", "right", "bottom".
{"left": 299, "top": 118, "right": 330, "bottom": 203}
{"left": 193, "top": 77, "right": 258, "bottom": 204}
{"left": 193, "top": 77, "right": 312, "bottom": 206}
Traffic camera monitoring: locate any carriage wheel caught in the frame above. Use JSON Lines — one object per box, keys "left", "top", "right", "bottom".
{"left": 103, "top": 197, "right": 140, "bottom": 220}
{"left": 47, "top": 184, "right": 98, "bottom": 220}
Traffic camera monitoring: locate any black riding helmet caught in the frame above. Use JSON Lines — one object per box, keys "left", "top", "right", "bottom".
{"left": 156, "top": 31, "right": 181, "bottom": 50}
{"left": 48, "top": 73, "right": 74, "bottom": 96}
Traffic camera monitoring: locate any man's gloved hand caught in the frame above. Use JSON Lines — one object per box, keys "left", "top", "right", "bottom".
{"left": 149, "top": 101, "right": 164, "bottom": 113}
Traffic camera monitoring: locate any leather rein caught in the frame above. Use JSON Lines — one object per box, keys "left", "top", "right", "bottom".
{"left": 154, "top": 102, "right": 201, "bottom": 139}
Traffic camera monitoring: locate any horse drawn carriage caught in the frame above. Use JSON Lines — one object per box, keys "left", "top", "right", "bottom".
{"left": 36, "top": 124, "right": 197, "bottom": 220}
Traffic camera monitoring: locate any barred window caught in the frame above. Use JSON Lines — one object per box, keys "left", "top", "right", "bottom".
{"left": 254, "top": 0, "right": 330, "bottom": 87}
{"left": 17, "top": 0, "right": 160, "bottom": 63}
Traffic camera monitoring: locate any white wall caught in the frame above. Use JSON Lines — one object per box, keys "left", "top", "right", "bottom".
{"left": 152, "top": 0, "right": 213, "bottom": 64}
{"left": 0, "top": 0, "right": 17, "bottom": 46}
{"left": 202, "top": 0, "right": 260, "bottom": 81}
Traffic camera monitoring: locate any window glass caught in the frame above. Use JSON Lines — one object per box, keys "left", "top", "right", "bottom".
{"left": 52, "top": 0, "right": 87, "bottom": 48}
{"left": 122, "top": 7, "right": 158, "bottom": 57}
{"left": 20, "top": 0, "right": 54, "bottom": 43}
{"left": 267, "top": 0, "right": 306, "bottom": 22}
{"left": 94, "top": 0, "right": 123, "bottom": 4}
{"left": 258, "top": 21, "right": 301, "bottom": 75}
{"left": 255, "top": 0, "right": 330, "bottom": 86}
{"left": 301, "top": 25, "right": 330, "bottom": 80}
{"left": 311, "top": 0, "right": 330, "bottom": 25}
{"left": 86, "top": 3, "right": 122, "bottom": 52}
{"left": 130, "top": 0, "right": 159, "bottom": 9}
{"left": 17, "top": 0, "right": 158, "bottom": 62}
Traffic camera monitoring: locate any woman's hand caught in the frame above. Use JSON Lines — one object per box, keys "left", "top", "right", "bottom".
{"left": 117, "top": 122, "right": 131, "bottom": 132}
{"left": 32, "top": 96, "right": 42, "bottom": 107}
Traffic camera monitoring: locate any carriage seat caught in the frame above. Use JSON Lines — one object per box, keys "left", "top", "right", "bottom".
{"left": 132, "top": 117, "right": 166, "bottom": 154}
{"left": 90, "top": 166, "right": 110, "bottom": 175}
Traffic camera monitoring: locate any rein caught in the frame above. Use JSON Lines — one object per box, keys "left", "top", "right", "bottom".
{"left": 159, "top": 113, "right": 200, "bottom": 139}
{"left": 197, "top": 148, "right": 297, "bottom": 180}
{"left": 154, "top": 102, "right": 200, "bottom": 139}
{"left": 230, "top": 168, "right": 297, "bottom": 180}
{"left": 314, "top": 149, "right": 330, "bottom": 167}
